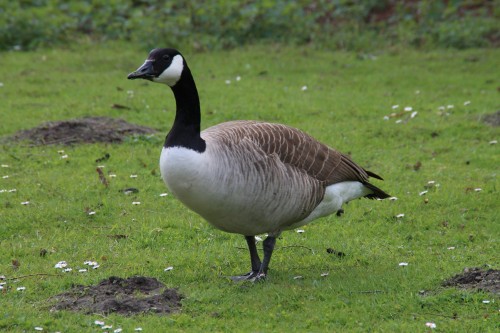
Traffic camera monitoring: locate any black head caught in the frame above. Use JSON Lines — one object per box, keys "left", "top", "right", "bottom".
{"left": 127, "top": 48, "right": 185, "bottom": 87}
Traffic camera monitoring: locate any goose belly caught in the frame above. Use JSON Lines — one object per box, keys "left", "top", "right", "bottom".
{"left": 159, "top": 146, "right": 319, "bottom": 235}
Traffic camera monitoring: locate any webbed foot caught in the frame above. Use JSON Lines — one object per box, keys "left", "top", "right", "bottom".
{"left": 230, "top": 271, "right": 266, "bottom": 282}
{"left": 230, "top": 271, "right": 258, "bottom": 282}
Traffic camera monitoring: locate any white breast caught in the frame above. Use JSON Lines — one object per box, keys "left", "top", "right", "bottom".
{"left": 159, "top": 146, "right": 214, "bottom": 215}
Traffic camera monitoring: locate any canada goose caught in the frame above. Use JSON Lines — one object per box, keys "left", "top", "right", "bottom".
{"left": 128, "top": 48, "right": 390, "bottom": 281}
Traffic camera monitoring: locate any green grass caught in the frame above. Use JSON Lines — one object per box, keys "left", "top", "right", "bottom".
{"left": 1, "top": 42, "right": 499, "bottom": 332}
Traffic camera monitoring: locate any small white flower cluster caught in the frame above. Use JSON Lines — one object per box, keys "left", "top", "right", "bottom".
{"left": 225, "top": 75, "right": 242, "bottom": 85}
{"left": 0, "top": 275, "right": 26, "bottom": 291}
{"left": 54, "top": 260, "right": 100, "bottom": 273}
{"left": 384, "top": 101, "right": 473, "bottom": 124}
{"left": 437, "top": 104, "right": 456, "bottom": 116}
{"left": 95, "top": 320, "right": 141, "bottom": 332}
{"left": 57, "top": 150, "right": 68, "bottom": 159}
{"left": 84, "top": 260, "right": 100, "bottom": 269}
{"left": 383, "top": 105, "right": 418, "bottom": 124}
{"left": 425, "top": 322, "right": 436, "bottom": 329}
{"left": 0, "top": 275, "right": 6, "bottom": 285}
{"left": 54, "top": 261, "right": 68, "bottom": 269}
{"left": 425, "top": 180, "right": 439, "bottom": 188}
{"left": 394, "top": 180, "right": 443, "bottom": 221}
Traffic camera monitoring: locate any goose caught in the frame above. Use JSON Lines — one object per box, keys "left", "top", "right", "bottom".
{"left": 128, "top": 48, "right": 390, "bottom": 281}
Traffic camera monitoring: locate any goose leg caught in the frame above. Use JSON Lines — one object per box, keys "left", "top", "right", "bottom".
{"left": 230, "top": 236, "right": 262, "bottom": 281}
{"left": 253, "top": 235, "right": 277, "bottom": 281}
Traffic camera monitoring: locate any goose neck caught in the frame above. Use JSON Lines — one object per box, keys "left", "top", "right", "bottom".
{"left": 164, "top": 67, "right": 206, "bottom": 152}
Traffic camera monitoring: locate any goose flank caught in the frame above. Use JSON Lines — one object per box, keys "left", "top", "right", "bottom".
{"left": 128, "top": 48, "right": 390, "bottom": 281}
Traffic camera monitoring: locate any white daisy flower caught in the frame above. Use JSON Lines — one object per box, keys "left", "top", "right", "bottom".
{"left": 425, "top": 322, "right": 436, "bottom": 329}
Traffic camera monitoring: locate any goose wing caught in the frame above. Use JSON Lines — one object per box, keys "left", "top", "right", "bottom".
{"left": 203, "top": 120, "right": 378, "bottom": 186}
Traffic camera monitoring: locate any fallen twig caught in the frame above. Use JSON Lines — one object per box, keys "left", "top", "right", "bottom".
{"left": 7, "top": 273, "right": 60, "bottom": 281}
{"left": 350, "top": 290, "right": 385, "bottom": 294}
{"left": 235, "top": 245, "right": 315, "bottom": 253}
{"left": 279, "top": 245, "right": 315, "bottom": 253}
{"left": 96, "top": 167, "right": 109, "bottom": 188}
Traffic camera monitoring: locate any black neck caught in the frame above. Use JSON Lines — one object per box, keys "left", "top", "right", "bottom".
{"left": 164, "top": 66, "right": 206, "bottom": 152}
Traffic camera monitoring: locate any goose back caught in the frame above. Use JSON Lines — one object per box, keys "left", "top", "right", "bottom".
{"left": 203, "top": 120, "right": 378, "bottom": 186}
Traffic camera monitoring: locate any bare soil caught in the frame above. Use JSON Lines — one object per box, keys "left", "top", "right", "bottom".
{"left": 482, "top": 110, "right": 500, "bottom": 127}
{"left": 51, "top": 276, "right": 182, "bottom": 315}
{"left": 8, "top": 116, "right": 156, "bottom": 145}
{"left": 443, "top": 267, "right": 500, "bottom": 295}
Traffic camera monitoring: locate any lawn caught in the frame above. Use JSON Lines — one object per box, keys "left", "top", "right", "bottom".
{"left": 0, "top": 43, "right": 498, "bottom": 332}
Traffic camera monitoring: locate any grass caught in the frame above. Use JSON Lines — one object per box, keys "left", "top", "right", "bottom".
{"left": 1, "top": 42, "right": 499, "bottom": 332}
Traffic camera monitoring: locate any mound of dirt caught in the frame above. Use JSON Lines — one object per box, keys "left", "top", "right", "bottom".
{"left": 482, "top": 110, "right": 500, "bottom": 127}
{"left": 51, "top": 276, "right": 182, "bottom": 315}
{"left": 443, "top": 267, "right": 500, "bottom": 295}
{"left": 9, "top": 116, "right": 156, "bottom": 145}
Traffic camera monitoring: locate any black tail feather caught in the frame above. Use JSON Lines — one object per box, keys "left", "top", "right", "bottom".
{"left": 365, "top": 169, "right": 384, "bottom": 181}
{"left": 364, "top": 182, "right": 391, "bottom": 199}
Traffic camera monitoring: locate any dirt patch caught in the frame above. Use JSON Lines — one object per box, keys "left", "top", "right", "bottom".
{"left": 443, "top": 267, "right": 500, "bottom": 295}
{"left": 482, "top": 110, "right": 500, "bottom": 127}
{"left": 8, "top": 116, "right": 156, "bottom": 145}
{"left": 51, "top": 276, "right": 182, "bottom": 315}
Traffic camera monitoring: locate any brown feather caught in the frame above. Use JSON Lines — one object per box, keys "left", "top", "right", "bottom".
{"left": 204, "top": 120, "right": 382, "bottom": 187}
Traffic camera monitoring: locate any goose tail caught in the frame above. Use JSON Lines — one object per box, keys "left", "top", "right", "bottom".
{"left": 363, "top": 182, "right": 391, "bottom": 200}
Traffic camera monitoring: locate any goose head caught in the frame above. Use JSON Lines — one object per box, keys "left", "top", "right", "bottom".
{"left": 128, "top": 48, "right": 185, "bottom": 87}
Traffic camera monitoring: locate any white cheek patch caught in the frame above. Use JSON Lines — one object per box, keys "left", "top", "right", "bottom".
{"left": 154, "top": 54, "right": 184, "bottom": 86}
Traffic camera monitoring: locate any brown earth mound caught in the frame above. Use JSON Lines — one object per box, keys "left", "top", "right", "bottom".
{"left": 443, "top": 267, "right": 500, "bottom": 295}
{"left": 51, "top": 276, "right": 182, "bottom": 315}
{"left": 9, "top": 116, "right": 156, "bottom": 145}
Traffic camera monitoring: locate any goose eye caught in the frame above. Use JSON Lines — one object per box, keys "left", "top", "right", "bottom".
{"left": 162, "top": 55, "right": 170, "bottom": 61}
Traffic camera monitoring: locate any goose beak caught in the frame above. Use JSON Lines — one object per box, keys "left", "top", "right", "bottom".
{"left": 128, "top": 61, "right": 155, "bottom": 80}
